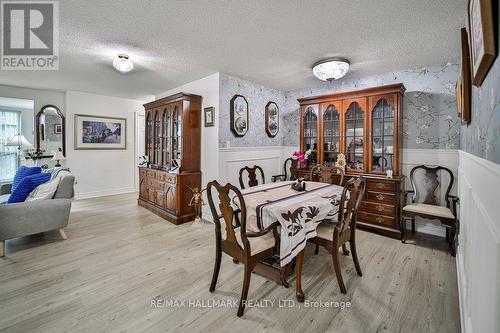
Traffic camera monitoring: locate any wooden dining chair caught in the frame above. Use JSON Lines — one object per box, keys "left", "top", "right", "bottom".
{"left": 401, "top": 165, "right": 459, "bottom": 256}
{"left": 239, "top": 165, "right": 265, "bottom": 189}
{"left": 207, "top": 180, "right": 277, "bottom": 317}
{"left": 309, "top": 164, "right": 345, "bottom": 185}
{"left": 271, "top": 157, "right": 296, "bottom": 182}
{"left": 309, "top": 177, "right": 367, "bottom": 293}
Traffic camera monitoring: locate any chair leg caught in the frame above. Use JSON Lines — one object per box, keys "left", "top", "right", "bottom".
{"left": 400, "top": 217, "right": 407, "bottom": 243}
{"left": 449, "top": 226, "right": 456, "bottom": 257}
{"left": 342, "top": 244, "right": 350, "bottom": 256}
{"left": 237, "top": 263, "right": 253, "bottom": 317}
{"left": 314, "top": 244, "right": 319, "bottom": 255}
{"left": 332, "top": 246, "right": 346, "bottom": 294}
{"left": 411, "top": 218, "right": 416, "bottom": 233}
{"left": 209, "top": 243, "right": 222, "bottom": 292}
{"left": 349, "top": 240, "right": 362, "bottom": 276}
{"left": 58, "top": 228, "right": 67, "bottom": 240}
{"left": 0, "top": 240, "right": 4, "bottom": 257}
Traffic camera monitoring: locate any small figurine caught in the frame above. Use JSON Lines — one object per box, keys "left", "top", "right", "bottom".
{"left": 187, "top": 186, "right": 206, "bottom": 225}
{"left": 335, "top": 153, "right": 346, "bottom": 173}
{"left": 138, "top": 155, "right": 149, "bottom": 166}
{"left": 386, "top": 169, "right": 393, "bottom": 179}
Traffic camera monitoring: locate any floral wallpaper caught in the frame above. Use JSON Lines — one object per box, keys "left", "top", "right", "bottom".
{"left": 460, "top": 11, "right": 500, "bottom": 165}
{"left": 219, "top": 63, "right": 461, "bottom": 150}
{"left": 219, "top": 73, "right": 286, "bottom": 148}
{"left": 283, "top": 63, "right": 460, "bottom": 149}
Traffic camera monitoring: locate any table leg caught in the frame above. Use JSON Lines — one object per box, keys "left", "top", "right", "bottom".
{"left": 295, "top": 249, "right": 305, "bottom": 303}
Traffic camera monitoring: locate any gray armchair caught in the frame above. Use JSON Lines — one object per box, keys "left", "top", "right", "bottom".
{"left": 0, "top": 175, "right": 75, "bottom": 257}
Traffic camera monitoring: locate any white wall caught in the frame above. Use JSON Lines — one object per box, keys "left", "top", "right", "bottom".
{"left": 65, "top": 91, "right": 150, "bottom": 199}
{"left": 156, "top": 73, "right": 220, "bottom": 218}
{"left": 457, "top": 151, "right": 500, "bottom": 333}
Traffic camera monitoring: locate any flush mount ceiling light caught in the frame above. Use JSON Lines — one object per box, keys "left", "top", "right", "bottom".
{"left": 312, "top": 58, "right": 350, "bottom": 81}
{"left": 113, "top": 54, "right": 134, "bottom": 73}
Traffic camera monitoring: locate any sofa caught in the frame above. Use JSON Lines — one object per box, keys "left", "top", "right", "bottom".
{"left": 0, "top": 175, "right": 75, "bottom": 257}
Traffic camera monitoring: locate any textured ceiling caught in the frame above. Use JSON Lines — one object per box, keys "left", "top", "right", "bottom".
{"left": 0, "top": 0, "right": 466, "bottom": 100}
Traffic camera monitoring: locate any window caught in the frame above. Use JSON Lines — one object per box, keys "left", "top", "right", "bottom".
{"left": 0, "top": 111, "right": 21, "bottom": 182}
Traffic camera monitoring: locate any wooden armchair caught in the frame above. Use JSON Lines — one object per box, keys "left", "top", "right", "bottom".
{"left": 207, "top": 180, "right": 277, "bottom": 317}
{"left": 271, "top": 157, "right": 296, "bottom": 182}
{"left": 239, "top": 165, "right": 265, "bottom": 189}
{"left": 308, "top": 177, "right": 367, "bottom": 293}
{"left": 401, "top": 165, "right": 459, "bottom": 256}
{"left": 309, "top": 164, "right": 345, "bottom": 185}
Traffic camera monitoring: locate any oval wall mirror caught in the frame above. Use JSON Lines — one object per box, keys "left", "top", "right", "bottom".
{"left": 36, "top": 105, "right": 65, "bottom": 158}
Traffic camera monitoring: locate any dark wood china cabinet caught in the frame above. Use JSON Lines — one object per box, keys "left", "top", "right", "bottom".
{"left": 138, "top": 93, "right": 201, "bottom": 225}
{"left": 297, "top": 84, "right": 406, "bottom": 238}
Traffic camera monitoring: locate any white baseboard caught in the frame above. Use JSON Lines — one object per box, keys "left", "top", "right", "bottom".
{"left": 75, "top": 187, "right": 137, "bottom": 200}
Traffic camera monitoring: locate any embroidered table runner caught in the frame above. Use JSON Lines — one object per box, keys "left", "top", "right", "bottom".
{"left": 239, "top": 181, "right": 344, "bottom": 266}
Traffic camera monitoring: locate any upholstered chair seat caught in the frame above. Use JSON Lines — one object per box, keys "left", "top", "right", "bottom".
{"left": 234, "top": 228, "right": 275, "bottom": 255}
{"left": 403, "top": 203, "right": 455, "bottom": 219}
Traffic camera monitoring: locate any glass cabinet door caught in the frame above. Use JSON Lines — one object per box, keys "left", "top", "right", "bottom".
{"left": 371, "top": 98, "right": 395, "bottom": 173}
{"left": 146, "top": 112, "right": 153, "bottom": 162}
{"left": 154, "top": 110, "right": 161, "bottom": 164}
{"left": 322, "top": 104, "right": 341, "bottom": 166}
{"left": 162, "top": 108, "right": 170, "bottom": 167}
{"left": 302, "top": 106, "right": 318, "bottom": 166}
{"left": 345, "top": 102, "right": 365, "bottom": 171}
{"left": 171, "top": 104, "right": 183, "bottom": 161}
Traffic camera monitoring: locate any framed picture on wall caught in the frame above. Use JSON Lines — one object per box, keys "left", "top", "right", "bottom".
{"left": 455, "top": 80, "right": 462, "bottom": 118}
{"left": 460, "top": 28, "right": 472, "bottom": 125}
{"left": 74, "top": 114, "right": 127, "bottom": 149}
{"left": 230, "top": 95, "right": 248, "bottom": 137}
{"left": 468, "top": 0, "right": 496, "bottom": 86}
{"left": 265, "top": 101, "right": 279, "bottom": 137}
{"left": 204, "top": 107, "right": 215, "bottom": 127}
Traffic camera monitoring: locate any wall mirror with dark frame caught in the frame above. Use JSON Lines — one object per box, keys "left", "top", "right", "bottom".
{"left": 36, "top": 105, "right": 65, "bottom": 158}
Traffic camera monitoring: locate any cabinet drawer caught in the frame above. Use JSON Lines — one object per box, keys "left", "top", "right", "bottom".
{"left": 147, "top": 170, "right": 156, "bottom": 178}
{"left": 155, "top": 172, "right": 165, "bottom": 181}
{"left": 164, "top": 175, "right": 176, "bottom": 185}
{"left": 357, "top": 211, "right": 395, "bottom": 227}
{"left": 360, "top": 202, "right": 395, "bottom": 216}
{"left": 367, "top": 180, "right": 395, "bottom": 192}
{"left": 365, "top": 191, "right": 396, "bottom": 204}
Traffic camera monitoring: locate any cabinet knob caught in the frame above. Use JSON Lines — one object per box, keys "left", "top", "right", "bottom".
{"left": 377, "top": 182, "right": 384, "bottom": 189}
{"left": 376, "top": 205, "right": 384, "bottom": 212}
{"left": 376, "top": 194, "right": 385, "bottom": 201}
{"left": 376, "top": 217, "right": 383, "bottom": 224}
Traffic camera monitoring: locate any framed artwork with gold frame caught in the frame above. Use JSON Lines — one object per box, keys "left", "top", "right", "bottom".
{"left": 460, "top": 28, "right": 472, "bottom": 125}
{"left": 468, "top": 0, "right": 496, "bottom": 86}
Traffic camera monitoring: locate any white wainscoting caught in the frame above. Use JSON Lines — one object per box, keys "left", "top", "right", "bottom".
{"left": 402, "top": 149, "right": 459, "bottom": 237}
{"left": 457, "top": 151, "right": 500, "bottom": 333}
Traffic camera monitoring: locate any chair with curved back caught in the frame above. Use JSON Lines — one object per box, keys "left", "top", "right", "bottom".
{"left": 239, "top": 165, "right": 265, "bottom": 189}
{"left": 309, "top": 164, "right": 345, "bottom": 185}
{"left": 207, "top": 180, "right": 277, "bottom": 317}
{"left": 308, "top": 177, "right": 367, "bottom": 293}
{"left": 271, "top": 157, "right": 296, "bottom": 182}
{"left": 401, "top": 165, "right": 459, "bottom": 256}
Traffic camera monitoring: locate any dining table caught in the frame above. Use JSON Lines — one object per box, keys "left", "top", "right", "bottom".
{"left": 237, "top": 180, "right": 345, "bottom": 302}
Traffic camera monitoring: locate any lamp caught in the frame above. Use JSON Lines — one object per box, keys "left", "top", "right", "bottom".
{"left": 312, "top": 58, "right": 350, "bottom": 81}
{"left": 51, "top": 148, "right": 65, "bottom": 167}
{"left": 5, "top": 133, "right": 33, "bottom": 167}
{"left": 113, "top": 54, "right": 134, "bottom": 73}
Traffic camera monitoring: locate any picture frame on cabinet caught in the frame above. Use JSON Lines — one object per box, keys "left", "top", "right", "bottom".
{"left": 468, "top": 0, "right": 496, "bottom": 86}
{"left": 230, "top": 95, "right": 248, "bottom": 137}
{"left": 460, "top": 28, "right": 472, "bottom": 125}
{"left": 265, "top": 101, "right": 279, "bottom": 137}
{"left": 204, "top": 107, "right": 215, "bottom": 127}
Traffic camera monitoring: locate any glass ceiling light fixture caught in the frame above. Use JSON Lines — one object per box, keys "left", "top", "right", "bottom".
{"left": 312, "top": 58, "right": 350, "bottom": 82}
{"left": 113, "top": 54, "right": 134, "bottom": 73}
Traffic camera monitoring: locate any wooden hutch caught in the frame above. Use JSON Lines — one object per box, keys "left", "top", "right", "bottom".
{"left": 297, "top": 84, "right": 406, "bottom": 238}
{"left": 138, "top": 93, "right": 201, "bottom": 224}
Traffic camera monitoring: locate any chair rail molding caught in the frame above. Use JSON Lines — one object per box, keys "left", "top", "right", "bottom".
{"left": 457, "top": 150, "right": 500, "bottom": 333}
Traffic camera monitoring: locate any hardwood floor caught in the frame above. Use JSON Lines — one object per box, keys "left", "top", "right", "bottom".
{"left": 0, "top": 193, "right": 460, "bottom": 333}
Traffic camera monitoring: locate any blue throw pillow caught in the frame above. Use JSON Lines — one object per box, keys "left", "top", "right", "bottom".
{"left": 12, "top": 166, "right": 42, "bottom": 191}
{"left": 8, "top": 172, "right": 51, "bottom": 203}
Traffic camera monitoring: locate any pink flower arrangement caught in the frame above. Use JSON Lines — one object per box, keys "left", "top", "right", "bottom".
{"left": 292, "top": 151, "right": 306, "bottom": 164}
